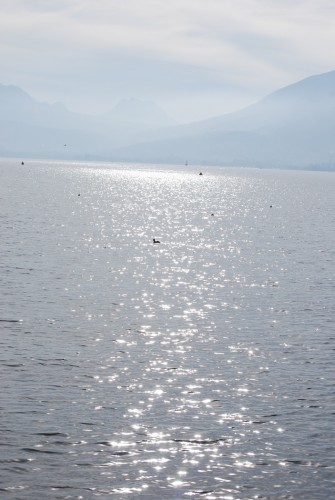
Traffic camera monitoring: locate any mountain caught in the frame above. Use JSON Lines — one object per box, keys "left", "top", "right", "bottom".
{"left": 91, "top": 98, "right": 177, "bottom": 148}
{"left": 0, "top": 84, "right": 176, "bottom": 158}
{"left": 1, "top": 71, "right": 335, "bottom": 169}
{"left": 111, "top": 70, "right": 335, "bottom": 169}
{"left": 0, "top": 84, "right": 87, "bottom": 131}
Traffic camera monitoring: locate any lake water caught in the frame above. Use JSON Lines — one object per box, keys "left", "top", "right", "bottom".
{"left": 0, "top": 158, "right": 334, "bottom": 499}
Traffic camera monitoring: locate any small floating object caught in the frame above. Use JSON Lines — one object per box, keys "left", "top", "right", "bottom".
{"left": 270, "top": 205, "right": 272, "bottom": 208}
{"left": 153, "top": 238, "right": 160, "bottom": 244}
{"left": 78, "top": 193, "right": 81, "bottom": 196}
{"left": 211, "top": 213, "right": 214, "bottom": 216}
{"left": 21, "top": 161, "right": 24, "bottom": 165}
{"left": 199, "top": 172, "right": 203, "bottom": 175}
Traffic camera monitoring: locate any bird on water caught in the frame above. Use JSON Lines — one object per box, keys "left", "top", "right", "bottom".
{"left": 153, "top": 238, "right": 160, "bottom": 244}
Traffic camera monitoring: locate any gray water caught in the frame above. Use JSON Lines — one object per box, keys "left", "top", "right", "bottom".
{"left": 0, "top": 158, "right": 334, "bottom": 499}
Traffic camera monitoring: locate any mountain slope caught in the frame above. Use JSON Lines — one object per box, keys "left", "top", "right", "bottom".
{"left": 113, "top": 70, "right": 335, "bottom": 168}
{"left": 0, "top": 84, "right": 176, "bottom": 156}
{"left": 1, "top": 71, "right": 335, "bottom": 168}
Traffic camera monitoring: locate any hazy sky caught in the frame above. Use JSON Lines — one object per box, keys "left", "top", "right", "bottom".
{"left": 1, "top": 0, "right": 335, "bottom": 122}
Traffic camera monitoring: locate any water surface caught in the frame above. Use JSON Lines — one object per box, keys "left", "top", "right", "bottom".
{"left": 0, "top": 159, "right": 334, "bottom": 498}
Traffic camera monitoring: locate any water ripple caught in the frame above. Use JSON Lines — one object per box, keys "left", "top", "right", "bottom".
{"left": 0, "top": 160, "right": 334, "bottom": 498}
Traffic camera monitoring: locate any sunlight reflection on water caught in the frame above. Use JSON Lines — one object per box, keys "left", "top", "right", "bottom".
{"left": 0, "top": 159, "right": 334, "bottom": 498}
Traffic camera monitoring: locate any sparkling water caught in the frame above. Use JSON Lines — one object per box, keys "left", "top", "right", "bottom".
{"left": 0, "top": 159, "right": 334, "bottom": 499}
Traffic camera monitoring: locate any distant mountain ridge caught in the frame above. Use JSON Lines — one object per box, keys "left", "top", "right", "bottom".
{"left": 0, "top": 84, "right": 176, "bottom": 158}
{"left": 1, "top": 71, "right": 335, "bottom": 169}
{"left": 112, "top": 70, "right": 335, "bottom": 169}
{"left": 0, "top": 84, "right": 80, "bottom": 129}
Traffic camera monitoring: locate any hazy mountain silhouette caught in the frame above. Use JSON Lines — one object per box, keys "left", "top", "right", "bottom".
{"left": 1, "top": 71, "right": 335, "bottom": 169}
{"left": 0, "top": 84, "right": 87, "bottom": 130}
{"left": 0, "top": 84, "right": 176, "bottom": 158}
{"left": 112, "top": 70, "right": 335, "bottom": 169}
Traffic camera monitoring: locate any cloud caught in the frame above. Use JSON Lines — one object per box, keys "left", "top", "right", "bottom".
{"left": 1, "top": 0, "right": 335, "bottom": 120}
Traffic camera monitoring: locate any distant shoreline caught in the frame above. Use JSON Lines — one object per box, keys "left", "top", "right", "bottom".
{"left": 1, "top": 155, "right": 334, "bottom": 173}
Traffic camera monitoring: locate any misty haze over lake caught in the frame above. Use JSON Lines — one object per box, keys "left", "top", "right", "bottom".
{"left": 2, "top": 1, "right": 335, "bottom": 497}
{"left": 1, "top": 70, "right": 335, "bottom": 171}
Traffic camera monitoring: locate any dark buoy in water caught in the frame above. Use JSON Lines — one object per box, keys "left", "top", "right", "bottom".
{"left": 153, "top": 238, "right": 160, "bottom": 244}
{"left": 78, "top": 193, "right": 81, "bottom": 196}
{"left": 21, "top": 161, "right": 24, "bottom": 165}
{"left": 270, "top": 205, "right": 272, "bottom": 208}
{"left": 211, "top": 213, "right": 214, "bottom": 216}
{"left": 199, "top": 172, "right": 203, "bottom": 175}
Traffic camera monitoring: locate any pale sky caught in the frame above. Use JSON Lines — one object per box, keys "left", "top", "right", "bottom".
{"left": 1, "top": 0, "right": 335, "bottom": 122}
